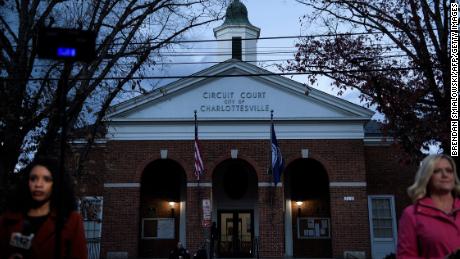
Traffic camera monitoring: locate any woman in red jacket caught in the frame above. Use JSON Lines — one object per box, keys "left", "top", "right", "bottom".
{"left": 0, "top": 157, "right": 87, "bottom": 259}
{"left": 397, "top": 154, "right": 460, "bottom": 259}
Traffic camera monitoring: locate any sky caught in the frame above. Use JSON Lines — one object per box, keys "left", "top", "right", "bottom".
{"left": 149, "top": 0, "right": 373, "bottom": 119}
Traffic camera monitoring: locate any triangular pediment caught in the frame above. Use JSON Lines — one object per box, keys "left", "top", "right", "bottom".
{"left": 107, "top": 60, "right": 373, "bottom": 122}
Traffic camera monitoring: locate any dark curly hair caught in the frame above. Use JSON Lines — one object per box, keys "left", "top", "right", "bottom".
{"left": 9, "top": 157, "right": 77, "bottom": 217}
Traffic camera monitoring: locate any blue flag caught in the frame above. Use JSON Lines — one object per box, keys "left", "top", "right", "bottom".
{"left": 271, "top": 122, "right": 284, "bottom": 185}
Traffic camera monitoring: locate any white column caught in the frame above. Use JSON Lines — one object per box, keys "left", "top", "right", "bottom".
{"left": 180, "top": 201, "right": 186, "bottom": 246}
{"left": 284, "top": 199, "right": 293, "bottom": 256}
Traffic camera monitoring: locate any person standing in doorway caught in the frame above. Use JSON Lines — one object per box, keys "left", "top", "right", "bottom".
{"left": 209, "top": 222, "right": 218, "bottom": 259}
{"left": 169, "top": 242, "right": 191, "bottom": 259}
{"left": 397, "top": 154, "right": 460, "bottom": 258}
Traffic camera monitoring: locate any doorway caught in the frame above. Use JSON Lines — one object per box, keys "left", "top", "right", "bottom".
{"left": 284, "top": 158, "right": 332, "bottom": 258}
{"left": 139, "top": 159, "right": 186, "bottom": 258}
{"left": 212, "top": 159, "right": 259, "bottom": 257}
{"left": 218, "top": 210, "right": 254, "bottom": 258}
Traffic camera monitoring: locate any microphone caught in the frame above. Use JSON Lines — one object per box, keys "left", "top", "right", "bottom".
{"left": 9, "top": 232, "right": 34, "bottom": 250}
{"left": 8, "top": 219, "right": 35, "bottom": 258}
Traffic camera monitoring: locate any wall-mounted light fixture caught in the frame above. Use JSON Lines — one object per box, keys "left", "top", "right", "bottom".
{"left": 169, "top": 202, "right": 175, "bottom": 217}
{"left": 296, "top": 201, "right": 303, "bottom": 217}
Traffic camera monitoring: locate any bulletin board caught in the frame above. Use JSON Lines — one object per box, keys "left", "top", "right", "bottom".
{"left": 297, "top": 217, "right": 330, "bottom": 239}
{"left": 142, "top": 218, "right": 175, "bottom": 239}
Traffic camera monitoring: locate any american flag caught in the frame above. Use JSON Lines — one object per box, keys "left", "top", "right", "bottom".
{"left": 194, "top": 112, "right": 204, "bottom": 180}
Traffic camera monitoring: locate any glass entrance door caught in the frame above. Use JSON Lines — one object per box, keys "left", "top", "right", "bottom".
{"left": 218, "top": 210, "right": 253, "bottom": 257}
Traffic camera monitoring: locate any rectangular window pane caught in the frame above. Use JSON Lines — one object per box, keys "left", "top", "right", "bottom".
{"left": 372, "top": 199, "right": 391, "bottom": 218}
{"left": 232, "top": 37, "right": 242, "bottom": 60}
{"left": 371, "top": 198, "right": 394, "bottom": 238}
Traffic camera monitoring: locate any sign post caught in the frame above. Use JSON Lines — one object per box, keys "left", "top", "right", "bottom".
{"left": 37, "top": 27, "right": 96, "bottom": 259}
{"left": 202, "top": 199, "right": 212, "bottom": 227}
{"left": 201, "top": 199, "right": 212, "bottom": 259}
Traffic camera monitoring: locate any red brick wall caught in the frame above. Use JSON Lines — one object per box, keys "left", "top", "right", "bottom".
{"left": 70, "top": 144, "right": 106, "bottom": 196}
{"left": 84, "top": 139, "right": 376, "bottom": 258}
{"left": 257, "top": 187, "right": 285, "bottom": 258}
{"left": 101, "top": 139, "right": 367, "bottom": 183}
{"left": 186, "top": 186, "right": 212, "bottom": 251}
{"left": 101, "top": 188, "right": 140, "bottom": 257}
{"left": 281, "top": 140, "right": 367, "bottom": 182}
{"left": 364, "top": 145, "right": 416, "bottom": 220}
{"left": 330, "top": 187, "right": 370, "bottom": 258}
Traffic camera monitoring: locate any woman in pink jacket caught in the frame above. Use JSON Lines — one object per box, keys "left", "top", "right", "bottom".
{"left": 397, "top": 154, "right": 460, "bottom": 259}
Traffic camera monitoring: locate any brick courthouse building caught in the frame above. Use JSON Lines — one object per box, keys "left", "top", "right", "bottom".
{"left": 77, "top": 1, "right": 416, "bottom": 258}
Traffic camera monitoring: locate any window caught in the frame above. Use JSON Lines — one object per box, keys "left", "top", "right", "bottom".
{"left": 79, "top": 196, "right": 103, "bottom": 238}
{"left": 368, "top": 196, "right": 397, "bottom": 259}
{"left": 79, "top": 196, "right": 103, "bottom": 259}
{"left": 142, "top": 218, "right": 175, "bottom": 239}
{"left": 232, "top": 37, "right": 242, "bottom": 60}
{"left": 370, "top": 197, "right": 394, "bottom": 238}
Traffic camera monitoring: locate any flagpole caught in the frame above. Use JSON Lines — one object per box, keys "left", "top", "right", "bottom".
{"left": 194, "top": 110, "right": 209, "bottom": 254}
{"left": 269, "top": 110, "right": 275, "bottom": 225}
{"left": 195, "top": 110, "right": 200, "bottom": 185}
{"left": 270, "top": 110, "right": 274, "bottom": 176}
{"left": 194, "top": 110, "right": 202, "bottom": 214}
{"left": 269, "top": 110, "right": 274, "bottom": 182}
{"left": 270, "top": 110, "right": 274, "bottom": 185}
{"left": 195, "top": 110, "right": 209, "bottom": 251}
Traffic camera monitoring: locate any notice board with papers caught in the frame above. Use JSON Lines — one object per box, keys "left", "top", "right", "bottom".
{"left": 142, "top": 218, "right": 175, "bottom": 239}
{"left": 297, "top": 217, "right": 330, "bottom": 239}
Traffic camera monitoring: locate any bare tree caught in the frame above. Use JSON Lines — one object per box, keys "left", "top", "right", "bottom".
{"left": 0, "top": 0, "right": 226, "bottom": 205}
{"left": 281, "top": 0, "right": 450, "bottom": 162}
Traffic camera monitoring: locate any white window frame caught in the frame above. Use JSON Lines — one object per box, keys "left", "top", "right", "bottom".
{"left": 368, "top": 195, "right": 398, "bottom": 242}
{"left": 79, "top": 196, "right": 103, "bottom": 238}
{"left": 78, "top": 196, "right": 103, "bottom": 259}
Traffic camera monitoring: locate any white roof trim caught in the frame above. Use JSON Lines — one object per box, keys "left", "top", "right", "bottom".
{"left": 106, "top": 120, "right": 366, "bottom": 140}
{"left": 106, "top": 61, "right": 374, "bottom": 120}
{"left": 364, "top": 137, "right": 394, "bottom": 146}
{"left": 107, "top": 117, "right": 370, "bottom": 123}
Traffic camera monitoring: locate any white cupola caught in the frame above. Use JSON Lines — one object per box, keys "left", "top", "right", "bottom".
{"left": 213, "top": 0, "right": 260, "bottom": 64}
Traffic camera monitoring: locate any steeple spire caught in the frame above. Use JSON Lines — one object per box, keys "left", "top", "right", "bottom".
{"left": 222, "top": 0, "right": 253, "bottom": 26}
{"left": 213, "top": 0, "right": 260, "bottom": 64}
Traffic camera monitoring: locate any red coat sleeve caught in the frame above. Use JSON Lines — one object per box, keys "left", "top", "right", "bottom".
{"left": 396, "top": 206, "right": 422, "bottom": 259}
{"left": 68, "top": 212, "right": 88, "bottom": 259}
{"left": 0, "top": 215, "right": 9, "bottom": 259}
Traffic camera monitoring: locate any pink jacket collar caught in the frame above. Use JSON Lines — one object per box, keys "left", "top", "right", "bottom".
{"left": 417, "top": 196, "right": 460, "bottom": 216}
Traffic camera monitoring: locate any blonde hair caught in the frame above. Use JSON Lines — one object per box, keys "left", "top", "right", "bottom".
{"left": 407, "top": 154, "right": 460, "bottom": 203}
